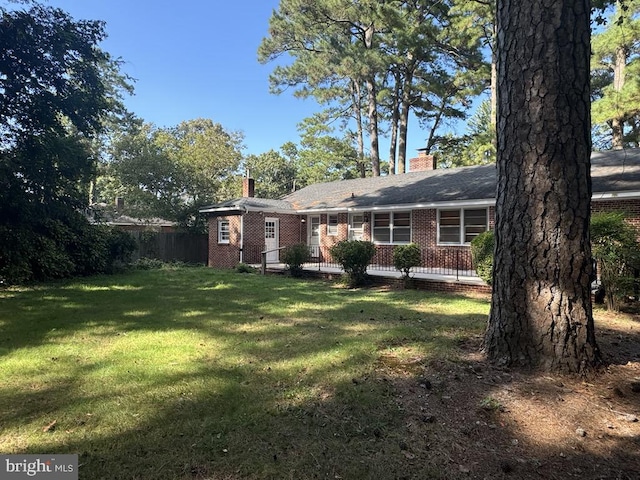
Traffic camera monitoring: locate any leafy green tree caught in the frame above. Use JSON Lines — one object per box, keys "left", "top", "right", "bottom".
{"left": 0, "top": 2, "right": 132, "bottom": 283}
{"left": 260, "top": 0, "right": 487, "bottom": 176}
{"left": 294, "top": 115, "right": 363, "bottom": 187}
{"left": 260, "top": 0, "right": 387, "bottom": 176}
{"left": 243, "top": 150, "right": 296, "bottom": 199}
{"left": 107, "top": 118, "right": 243, "bottom": 231}
{"left": 450, "top": 0, "right": 497, "bottom": 129}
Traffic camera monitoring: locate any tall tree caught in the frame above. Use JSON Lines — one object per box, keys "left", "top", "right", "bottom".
{"left": 485, "top": 0, "right": 599, "bottom": 372}
{"left": 259, "top": 0, "right": 383, "bottom": 175}
{"left": 0, "top": 2, "right": 131, "bottom": 282}
{"left": 450, "top": 0, "right": 497, "bottom": 129}
{"left": 591, "top": 1, "right": 640, "bottom": 149}
{"left": 393, "top": 0, "right": 487, "bottom": 173}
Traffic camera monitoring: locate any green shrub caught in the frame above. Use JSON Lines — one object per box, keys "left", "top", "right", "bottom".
{"left": 329, "top": 240, "right": 375, "bottom": 287}
{"left": 235, "top": 263, "right": 257, "bottom": 274}
{"left": 470, "top": 231, "right": 494, "bottom": 285}
{"left": 393, "top": 244, "right": 422, "bottom": 281}
{"left": 281, "top": 243, "right": 311, "bottom": 277}
{"left": 133, "top": 257, "right": 165, "bottom": 270}
{"left": 105, "top": 229, "right": 137, "bottom": 273}
{"left": 0, "top": 215, "right": 138, "bottom": 284}
{"left": 591, "top": 211, "right": 640, "bottom": 311}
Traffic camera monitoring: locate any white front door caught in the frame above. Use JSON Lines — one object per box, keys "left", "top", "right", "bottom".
{"left": 265, "top": 218, "right": 279, "bottom": 263}
{"left": 308, "top": 215, "right": 320, "bottom": 257}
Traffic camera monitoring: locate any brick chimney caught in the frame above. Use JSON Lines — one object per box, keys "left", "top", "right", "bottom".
{"left": 409, "top": 148, "right": 436, "bottom": 172}
{"left": 242, "top": 177, "right": 255, "bottom": 198}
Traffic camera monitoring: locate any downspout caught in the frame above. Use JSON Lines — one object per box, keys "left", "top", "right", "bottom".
{"left": 239, "top": 209, "right": 246, "bottom": 264}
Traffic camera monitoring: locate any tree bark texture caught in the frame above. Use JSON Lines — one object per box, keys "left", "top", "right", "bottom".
{"left": 486, "top": 0, "right": 600, "bottom": 373}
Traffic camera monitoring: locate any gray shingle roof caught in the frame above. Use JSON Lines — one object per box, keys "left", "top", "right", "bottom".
{"left": 199, "top": 196, "right": 294, "bottom": 214}
{"left": 200, "top": 149, "right": 640, "bottom": 214}
{"left": 283, "top": 164, "right": 497, "bottom": 210}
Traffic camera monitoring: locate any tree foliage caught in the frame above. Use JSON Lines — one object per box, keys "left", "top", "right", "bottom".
{"left": 259, "top": 0, "right": 487, "bottom": 176}
{"left": 0, "top": 2, "right": 133, "bottom": 283}
{"left": 105, "top": 118, "right": 243, "bottom": 231}
{"left": 433, "top": 99, "right": 496, "bottom": 167}
{"left": 591, "top": 0, "right": 640, "bottom": 148}
{"left": 591, "top": 211, "right": 640, "bottom": 311}
{"left": 242, "top": 149, "right": 297, "bottom": 199}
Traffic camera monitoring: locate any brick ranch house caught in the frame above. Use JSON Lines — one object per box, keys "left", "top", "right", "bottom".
{"left": 199, "top": 148, "right": 640, "bottom": 277}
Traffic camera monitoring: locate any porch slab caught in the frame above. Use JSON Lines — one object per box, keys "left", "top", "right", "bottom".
{"left": 258, "top": 262, "right": 487, "bottom": 287}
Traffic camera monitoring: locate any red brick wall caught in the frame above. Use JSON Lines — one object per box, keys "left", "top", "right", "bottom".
{"left": 591, "top": 198, "right": 640, "bottom": 233}
{"left": 209, "top": 212, "right": 306, "bottom": 266}
{"left": 208, "top": 215, "right": 242, "bottom": 268}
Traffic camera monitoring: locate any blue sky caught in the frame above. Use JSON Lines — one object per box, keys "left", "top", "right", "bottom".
{"left": 47, "top": 0, "right": 437, "bottom": 157}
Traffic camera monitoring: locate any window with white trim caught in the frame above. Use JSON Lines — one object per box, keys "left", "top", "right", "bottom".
{"left": 327, "top": 214, "right": 338, "bottom": 235}
{"left": 218, "top": 219, "right": 230, "bottom": 244}
{"left": 348, "top": 213, "right": 364, "bottom": 240}
{"left": 438, "top": 208, "right": 488, "bottom": 244}
{"left": 372, "top": 211, "right": 411, "bottom": 244}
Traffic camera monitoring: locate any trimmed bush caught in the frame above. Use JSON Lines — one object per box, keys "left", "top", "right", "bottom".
{"left": 393, "top": 243, "right": 422, "bottom": 281}
{"left": 470, "top": 230, "right": 494, "bottom": 285}
{"left": 329, "top": 240, "right": 375, "bottom": 287}
{"left": 281, "top": 243, "right": 311, "bottom": 277}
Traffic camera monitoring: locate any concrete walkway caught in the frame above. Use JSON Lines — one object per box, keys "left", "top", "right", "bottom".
{"left": 261, "top": 262, "right": 487, "bottom": 287}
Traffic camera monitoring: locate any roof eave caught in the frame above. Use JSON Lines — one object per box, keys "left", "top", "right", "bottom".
{"left": 592, "top": 190, "right": 640, "bottom": 201}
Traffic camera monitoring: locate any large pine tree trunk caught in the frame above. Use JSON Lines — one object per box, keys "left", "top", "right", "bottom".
{"left": 612, "top": 46, "right": 627, "bottom": 150}
{"left": 485, "top": 0, "right": 600, "bottom": 373}
{"left": 366, "top": 75, "right": 381, "bottom": 177}
{"left": 397, "top": 67, "right": 413, "bottom": 175}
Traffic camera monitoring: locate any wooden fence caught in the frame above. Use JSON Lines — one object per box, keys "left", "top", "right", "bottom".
{"left": 127, "top": 231, "right": 208, "bottom": 264}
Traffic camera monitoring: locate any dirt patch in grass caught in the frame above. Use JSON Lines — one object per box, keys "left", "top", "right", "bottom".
{"left": 377, "top": 309, "right": 640, "bottom": 480}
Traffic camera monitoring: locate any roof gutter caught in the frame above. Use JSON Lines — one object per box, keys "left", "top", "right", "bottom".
{"left": 201, "top": 190, "right": 640, "bottom": 216}
{"left": 296, "top": 198, "right": 497, "bottom": 214}
{"left": 592, "top": 190, "right": 640, "bottom": 201}
{"left": 199, "top": 204, "right": 294, "bottom": 216}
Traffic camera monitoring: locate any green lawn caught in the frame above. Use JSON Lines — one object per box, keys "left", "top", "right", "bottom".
{"left": 0, "top": 267, "right": 489, "bottom": 479}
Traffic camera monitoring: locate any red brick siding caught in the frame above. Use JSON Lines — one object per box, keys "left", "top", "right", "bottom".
{"left": 241, "top": 212, "right": 305, "bottom": 264}
{"left": 591, "top": 198, "right": 640, "bottom": 234}
{"left": 208, "top": 215, "right": 242, "bottom": 269}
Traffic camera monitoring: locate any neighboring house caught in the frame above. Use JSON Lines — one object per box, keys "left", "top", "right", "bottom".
{"left": 105, "top": 214, "right": 177, "bottom": 232}
{"left": 199, "top": 148, "right": 640, "bottom": 272}
{"left": 90, "top": 198, "right": 177, "bottom": 232}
